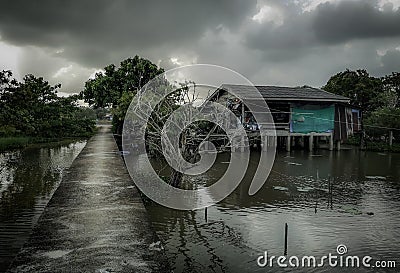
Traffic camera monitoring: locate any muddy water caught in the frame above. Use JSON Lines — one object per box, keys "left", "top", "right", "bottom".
{"left": 147, "top": 149, "right": 400, "bottom": 272}
{"left": 0, "top": 141, "right": 86, "bottom": 271}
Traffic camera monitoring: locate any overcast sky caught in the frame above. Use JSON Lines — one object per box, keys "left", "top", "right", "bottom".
{"left": 0, "top": 0, "right": 399, "bottom": 95}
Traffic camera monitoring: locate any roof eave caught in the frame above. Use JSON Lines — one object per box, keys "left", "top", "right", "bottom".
{"left": 245, "top": 97, "right": 350, "bottom": 103}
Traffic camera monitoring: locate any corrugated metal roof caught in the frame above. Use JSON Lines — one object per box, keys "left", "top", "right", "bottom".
{"left": 219, "top": 84, "right": 350, "bottom": 103}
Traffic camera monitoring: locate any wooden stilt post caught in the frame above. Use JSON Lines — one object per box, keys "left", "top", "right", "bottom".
{"left": 315, "top": 136, "right": 319, "bottom": 149}
{"left": 286, "top": 135, "right": 291, "bottom": 152}
{"left": 309, "top": 134, "right": 314, "bottom": 152}
{"left": 336, "top": 140, "right": 341, "bottom": 151}
{"left": 329, "top": 133, "right": 334, "bottom": 151}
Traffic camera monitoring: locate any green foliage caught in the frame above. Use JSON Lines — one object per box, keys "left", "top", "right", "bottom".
{"left": 81, "top": 55, "right": 164, "bottom": 135}
{"left": 0, "top": 125, "right": 18, "bottom": 136}
{"left": 363, "top": 141, "right": 400, "bottom": 152}
{"left": 344, "top": 135, "right": 361, "bottom": 146}
{"left": 75, "top": 107, "right": 97, "bottom": 121}
{"left": 0, "top": 70, "right": 96, "bottom": 141}
{"left": 323, "top": 69, "right": 400, "bottom": 150}
{"left": 94, "top": 107, "right": 109, "bottom": 120}
{"left": 111, "top": 91, "right": 135, "bottom": 134}
{"left": 382, "top": 72, "right": 400, "bottom": 108}
{"left": 364, "top": 107, "right": 400, "bottom": 140}
{"left": 323, "top": 69, "right": 384, "bottom": 113}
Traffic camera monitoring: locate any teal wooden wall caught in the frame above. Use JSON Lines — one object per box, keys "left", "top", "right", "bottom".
{"left": 291, "top": 104, "right": 335, "bottom": 133}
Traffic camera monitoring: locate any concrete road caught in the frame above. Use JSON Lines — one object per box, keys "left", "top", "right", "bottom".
{"left": 7, "top": 125, "right": 171, "bottom": 273}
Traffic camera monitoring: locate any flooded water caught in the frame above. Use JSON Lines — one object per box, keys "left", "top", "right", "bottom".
{"left": 0, "top": 141, "right": 86, "bottom": 272}
{"left": 147, "top": 149, "right": 400, "bottom": 272}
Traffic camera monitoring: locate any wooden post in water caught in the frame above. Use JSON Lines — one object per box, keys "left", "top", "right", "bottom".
{"left": 284, "top": 223, "right": 288, "bottom": 256}
{"left": 330, "top": 178, "right": 333, "bottom": 209}
{"left": 205, "top": 207, "right": 208, "bottom": 223}
{"left": 327, "top": 175, "right": 331, "bottom": 209}
{"left": 315, "top": 200, "right": 318, "bottom": 214}
{"left": 327, "top": 175, "right": 333, "bottom": 209}
{"left": 389, "top": 130, "right": 393, "bottom": 147}
{"left": 315, "top": 169, "right": 319, "bottom": 213}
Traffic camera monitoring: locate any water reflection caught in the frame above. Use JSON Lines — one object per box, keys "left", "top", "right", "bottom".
{"left": 0, "top": 141, "right": 86, "bottom": 271}
{"left": 147, "top": 149, "right": 400, "bottom": 272}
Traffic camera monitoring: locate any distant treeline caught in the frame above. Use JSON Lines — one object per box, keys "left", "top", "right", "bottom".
{"left": 0, "top": 70, "right": 96, "bottom": 140}
{"left": 323, "top": 69, "right": 400, "bottom": 147}
{"left": 2, "top": 56, "right": 400, "bottom": 151}
{"left": 79, "top": 55, "right": 400, "bottom": 145}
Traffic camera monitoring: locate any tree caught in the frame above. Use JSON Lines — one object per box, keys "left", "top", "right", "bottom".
{"left": 125, "top": 79, "right": 224, "bottom": 187}
{"left": 0, "top": 70, "right": 95, "bottom": 138}
{"left": 94, "top": 107, "right": 109, "bottom": 120}
{"left": 0, "top": 70, "right": 19, "bottom": 136}
{"left": 365, "top": 107, "right": 400, "bottom": 142}
{"left": 81, "top": 55, "right": 164, "bottom": 134}
{"left": 323, "top": 69, "right": 384, "bottom": 113}
{"left": 1, "top": 73, "right": 58, "bottom": 135}
{"left": 81, "top": 64, "right": 119, "bottom": 108}
{"left": 382, "top": 72, "right": 400, "bottom": 108}
{"left": 81, "top": 56, "right": 203, "bottom": 186}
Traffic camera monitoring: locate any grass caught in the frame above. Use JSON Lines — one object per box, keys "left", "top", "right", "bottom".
{"left": 364, "top": 142, "right": 400, "bottom": 153}
{"left": 0, "top": 137, "right": 31, "bottom": 151}
{"left": 0, "top": 134, "right": 95, "bottom": 152}
{"left": 344, "top": 135, "right": 400, "bottom": 152}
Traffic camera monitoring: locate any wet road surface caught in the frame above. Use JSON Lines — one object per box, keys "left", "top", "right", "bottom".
{"left": 6, "top": 125, "right": 170, "bottom": 273}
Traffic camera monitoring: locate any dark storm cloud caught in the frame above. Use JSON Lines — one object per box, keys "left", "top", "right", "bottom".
{"left": 244, "top": 1, "right": 313, "bottom": 50}
{"left": 245, "top": 0, "right": 400, "bottom": 59}
{"left": 0, "top": 0, "right": 399, "bottom": 92}
{"left": 379, "top": 49, "right": 400, "bottom": 73}
{"left": 313, "top": 1, "right": 400, "bottom": 44}
{"left": 0, "top": 0, "right": 256, "bottom": 67}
